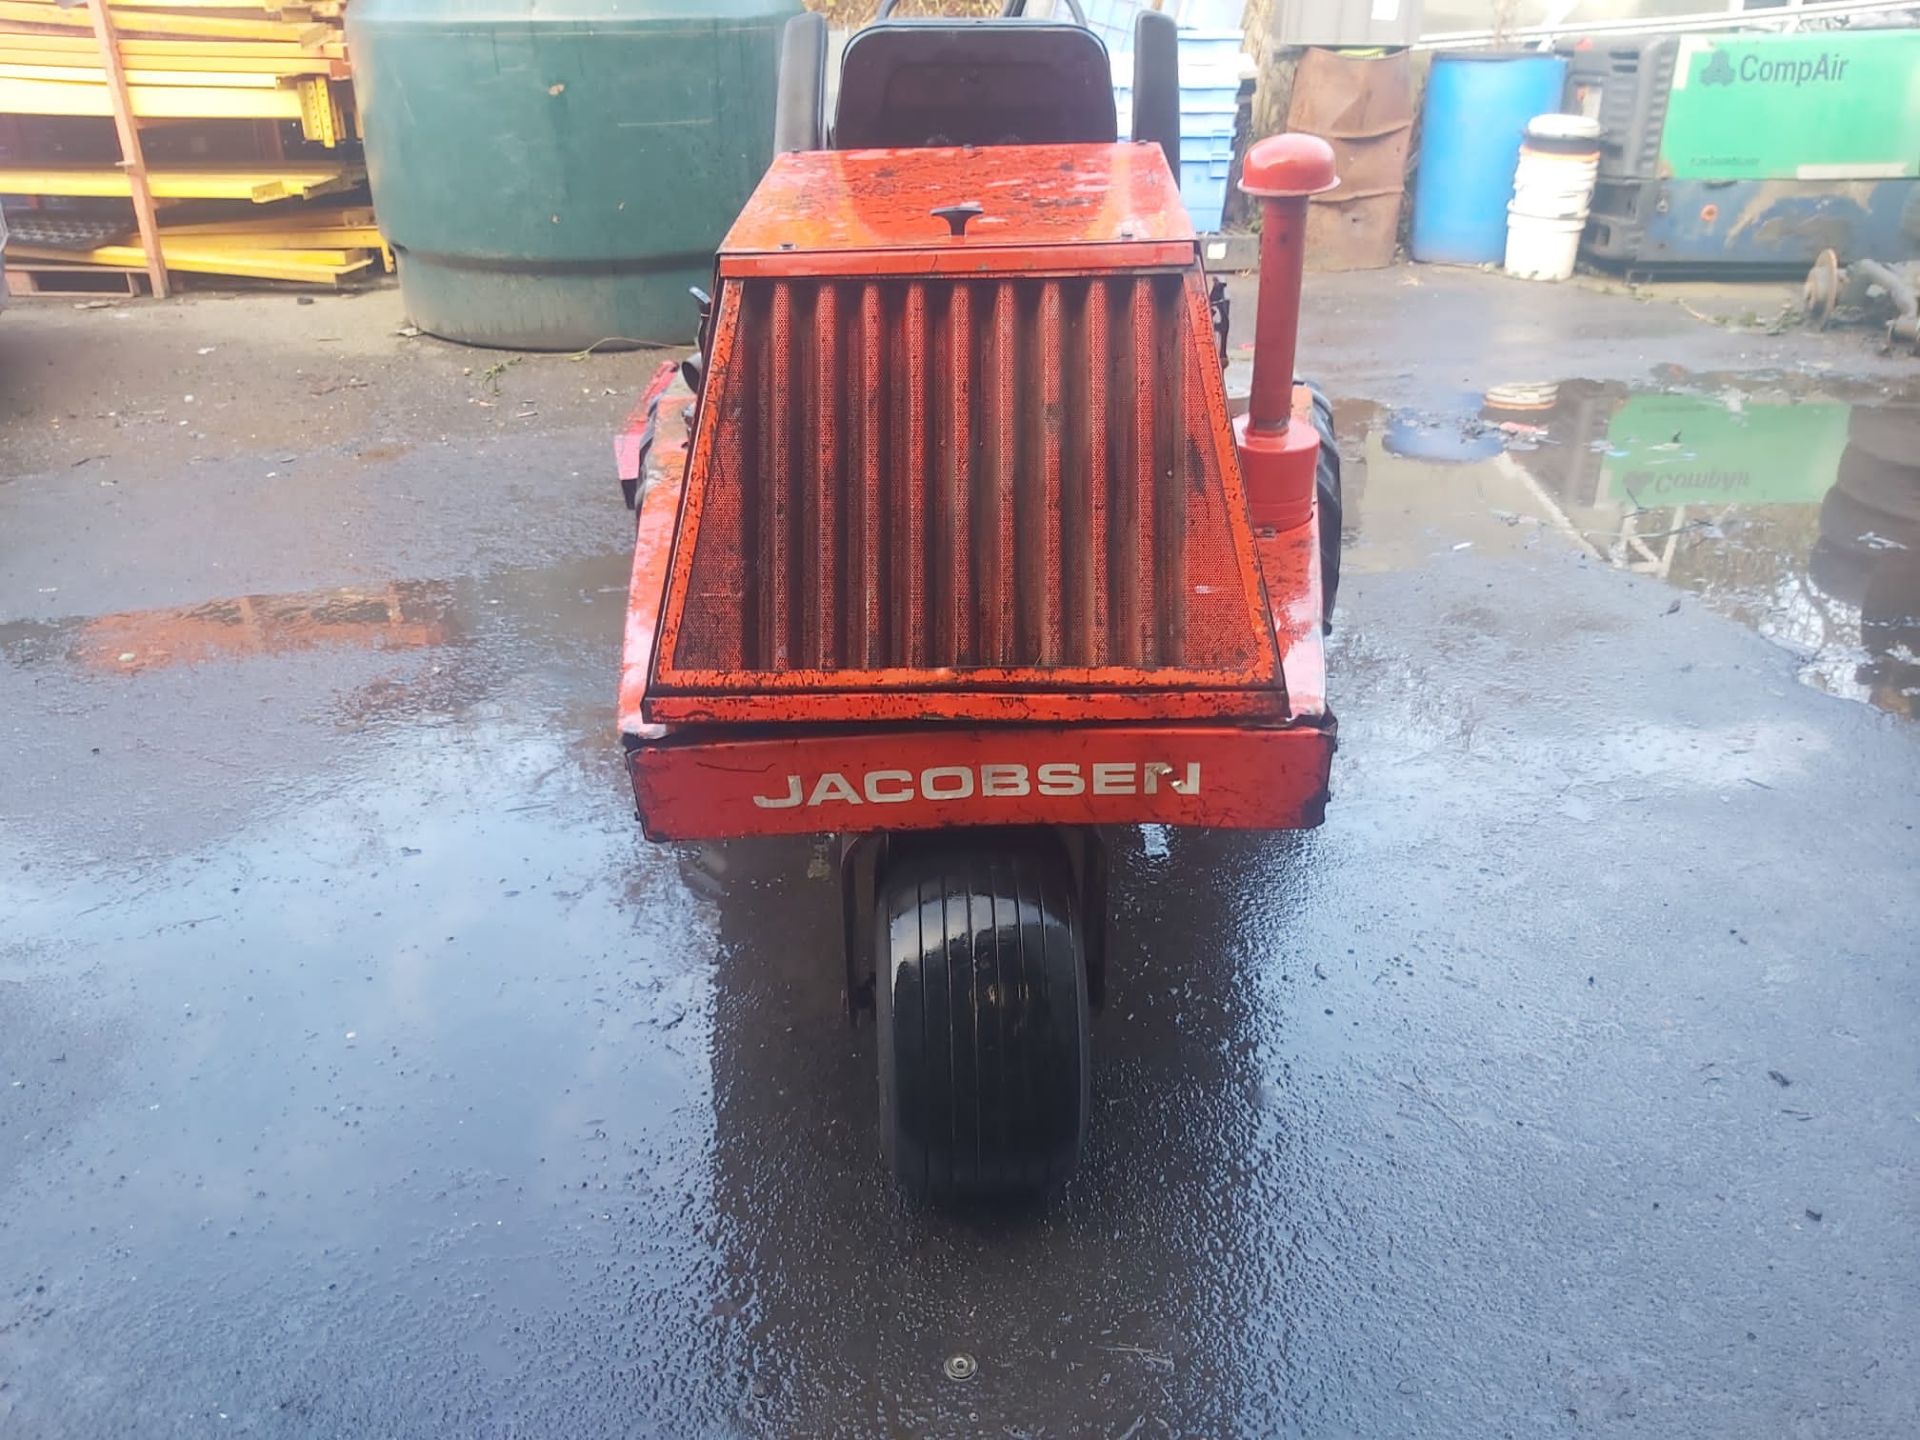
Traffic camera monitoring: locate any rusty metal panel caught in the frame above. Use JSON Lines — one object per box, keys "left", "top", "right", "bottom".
{"left": 653, "top": 267, "right": 1279, "bottom": 710}
{"left": 1304, "top": 193, "right": 1403, "bottom": 274}
{"left": 1287, "top": 48, "right": 1412, "bottom": 272}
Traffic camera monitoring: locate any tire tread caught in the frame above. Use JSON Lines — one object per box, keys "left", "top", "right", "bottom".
{"left": 876, "top": 843, "right": 1088, "bottom": 1203}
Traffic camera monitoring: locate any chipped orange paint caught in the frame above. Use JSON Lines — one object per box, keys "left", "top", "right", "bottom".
{"left": 719, "top": 143, "right": 1195, "bottom": 273}
{"left": 720, "top": 246, "right": 1196, "bottom": 278}
{"left": 642, "top": 686, "right": 1293, "bottom": 727}
{"left": 1254, "top": 393, "right": 1333, "bottom": 722}
{"left": 1259, "top": 503, "right": 1328, "bottom": 722}
{"left": 615, "top": 141, "right": 1337, "bottom": 839}
{"left": 617, "top": 360, "right": 692, "bottom": 741}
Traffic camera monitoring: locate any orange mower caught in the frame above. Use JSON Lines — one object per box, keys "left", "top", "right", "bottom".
{"left": 616, "top": 1, "right": 1341, "bottom": 1203}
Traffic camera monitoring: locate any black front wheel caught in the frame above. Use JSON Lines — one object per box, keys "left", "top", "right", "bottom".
{"left": 1304, "top": 380, "right": 1342, "bottom": 628}
{"left": 875, "top": 841, "right": 1090, "bottom": 1204}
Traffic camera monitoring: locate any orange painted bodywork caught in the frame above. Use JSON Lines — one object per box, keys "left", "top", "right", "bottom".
{"left": 718, "top": 144, "right": 1195, "bottom": 275}
{"left": 631, "top": 724, "right": 1333, "bottom": 842}
{"left": 617, "top": 141, "right": 1334, "bottom": 841}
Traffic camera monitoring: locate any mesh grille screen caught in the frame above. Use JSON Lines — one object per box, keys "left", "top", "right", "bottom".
{"left": 673, "top": 272, "right": 1265, "bottom": 677}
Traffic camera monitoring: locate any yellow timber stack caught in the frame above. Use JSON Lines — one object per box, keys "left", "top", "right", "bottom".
{"left": 0, "top": 0, "right": 378, "bottom": 294}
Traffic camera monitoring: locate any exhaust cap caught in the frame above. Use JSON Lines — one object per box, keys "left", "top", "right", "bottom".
{"left": 1239, "top": 134, "right": 1338, "bottom": 200}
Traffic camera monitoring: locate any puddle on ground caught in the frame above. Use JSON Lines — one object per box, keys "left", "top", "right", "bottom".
{"left": 5, "top": 385, "right": 1916, "bottom": 730}
{"left": 0, "top": 553, "right": 635, "bottom": 863}
{"left": 1337, "top": 376, "right": 1920, "bottom": 722}
{"left": 0, "top": 553, "right": 630, "bottom": 680}
{"left": 8, "top": 581, "right": 458, "bottom": 674}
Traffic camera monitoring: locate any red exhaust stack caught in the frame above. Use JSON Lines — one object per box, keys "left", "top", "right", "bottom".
{"left": 1233, "top": 133, "right": 1338, "bottom": 533}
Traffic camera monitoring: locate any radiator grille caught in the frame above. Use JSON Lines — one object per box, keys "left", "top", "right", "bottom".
{"left": 667, "top": 271, "right": 1268, "bottom": 679}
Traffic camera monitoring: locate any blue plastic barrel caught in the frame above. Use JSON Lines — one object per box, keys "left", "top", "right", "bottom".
{"left": 1411, "top": 52, "right": 1569, "bottom": 265}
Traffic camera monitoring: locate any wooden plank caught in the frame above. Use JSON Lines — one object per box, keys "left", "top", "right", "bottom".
{"left": 149, "top": 224, "right": 384, "bottom": 247}
{"left": 61, "top": 234, "right": 369, "bottom": 263}
{"left": 104, "top": 0, "right": 317, "bottom": 12}
{"left": 0, "top": 2, "right": 330, "bottom": 43}
{"left": 100, "top": 0, "right": 339, "bottom": 13}
{"left": 0, "top": 161, "right": 364, "bottom": 200}
{"left": 3, "top": 0, "right": 332, "bottom": 12}
{"left": 6, "top": 263, "right": 150, "bottom": 297}
{"left": 158, "top": 204, "right": 375, "bottom": 232}
{"left": 0, "top": 73, "right": 306, "bottom": 119}
{"left": 84, "top": 0, "right": 168, "bottom": 299}
{"left": 0, "top": 63, "right": 289, "bottom": 87}
{"left": 0, "top": 35, "right": 344, "bottom": 56}
{"left": 8, "top": 240, "right": 375, "bottom": 284}
{"left": 0, "top": 35, "right": 347, "bottom": 67}
{"left": 0, "top": 46, "right": 342, "bottom": 75}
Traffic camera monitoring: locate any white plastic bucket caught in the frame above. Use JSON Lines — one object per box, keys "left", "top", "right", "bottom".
{"left": 1512, "top": 148, "right": 1600, "bottom": 220}
{"left": 1504, "top": 211, "right": 1585, "bottom": 281}
{"left": 1510, "top": 112, "right": 1602, "bottom": 229}
{"left": 1525, "top": 113, "right": 1603, "bottom": 145}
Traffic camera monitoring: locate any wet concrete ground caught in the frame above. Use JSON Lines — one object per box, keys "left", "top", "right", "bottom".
{"left": 3, "top": 270, "right": 1917, "bottom": 1437}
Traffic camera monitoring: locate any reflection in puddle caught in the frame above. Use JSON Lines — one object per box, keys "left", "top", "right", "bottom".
{"left": 75, "top": 583, "right": 454, "bottom": 673}
{"left": 0, "top": 554, "right": 630, "bottom": 681}
{"left": 0, "top": 553, "right": 634, "bottom": 863}
{"left": 0, "top": 581, "right": 457, "bottom": 675}
{"left": 1346, "top": 379, "right": 1920, "bottom": 721}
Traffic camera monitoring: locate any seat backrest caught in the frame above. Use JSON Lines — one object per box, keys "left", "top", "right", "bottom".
{"left": 1130, "top": 9, "right": 1180, "bottom": 177}
{"left": 832, "top": 20, "right": 1117, "bottom": 152}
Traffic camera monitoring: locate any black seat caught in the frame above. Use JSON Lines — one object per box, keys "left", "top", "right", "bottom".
{"left": 770, "top": 3, "right": 1177, "bottom": 169}
{"left": 833, "top": 20, "right": 1116, "bottom": 151}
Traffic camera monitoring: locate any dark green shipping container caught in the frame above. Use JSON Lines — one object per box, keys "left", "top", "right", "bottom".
{"left": 347, "top": 0, "right": 798, "bottom": 350}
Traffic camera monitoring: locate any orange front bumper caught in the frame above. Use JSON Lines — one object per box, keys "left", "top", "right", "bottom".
{"left": 626, "top": 721, "right": 1333, "bottom": 841}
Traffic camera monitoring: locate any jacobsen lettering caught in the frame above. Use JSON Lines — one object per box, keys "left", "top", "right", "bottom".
{"left": 751, "top": 761, "right": 1202, "bottom": 809}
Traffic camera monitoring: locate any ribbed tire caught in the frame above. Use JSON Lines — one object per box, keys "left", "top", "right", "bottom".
{"left": 876, "top": 844, "right": 1090, "bottom": 1204}
{"left": 1304, "top": 381, "right": 1343, "bottom": 627}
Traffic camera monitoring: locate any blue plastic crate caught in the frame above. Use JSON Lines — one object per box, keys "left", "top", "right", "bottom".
{"left": 1178, "top": 88, "right": 1240, "bottom": 139}
{"left": 1115, "top": 111, "right": 1233, "bottom": 159}
{"left": 1180, "top": 154, "right": 1232, "bottom": 232}
{"left": 1180, "top": 104, "right": 1238, "bottom": 139}
{"left": 1179, "top": 82, "right": 1240, "bottom": 111}
{"left": 1181, "top": 130, "right": 1234, "bottom": 163}
{"left": 1178, "top": 30, "right": 1244, "bottom": 82}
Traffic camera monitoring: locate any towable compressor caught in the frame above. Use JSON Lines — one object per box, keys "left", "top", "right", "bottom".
{"left": 617, "top": 1, "right": 1341, "bottom": 1203}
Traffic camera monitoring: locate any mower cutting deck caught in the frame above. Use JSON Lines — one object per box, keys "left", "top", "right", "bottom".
{"left": 617, "top": 3, "right": 1340, "bottom": 1203}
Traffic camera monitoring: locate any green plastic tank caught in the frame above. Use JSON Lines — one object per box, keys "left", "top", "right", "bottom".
{"left": 346, "top": 0, "right": 797, "bottom": 350}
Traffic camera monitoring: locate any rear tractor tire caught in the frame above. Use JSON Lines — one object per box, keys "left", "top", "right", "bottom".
{"left": 874, "top": 842, "right": 1090, "bottom": 1205}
